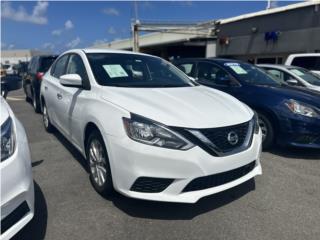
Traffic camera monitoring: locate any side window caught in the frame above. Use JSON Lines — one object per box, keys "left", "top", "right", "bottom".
{"left": 177, "top": 63, "right": 195, "bottom": 76}
{"left": 266, "top": 69, "right": 284, "bottom": 81}
{"left": 197, "top": 62, "right": 230, "bottom": 86}
{"left": 66, "top": 54, "right": 88, "bottom": 81}
{"left": 52, "top": 55, "right": 69, "bottom": 78}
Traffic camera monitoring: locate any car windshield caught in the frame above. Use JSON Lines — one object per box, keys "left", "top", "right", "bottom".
{"left": 288, "top": 67, "right": 320, "bottom": 86}
{"left": 224, "top": 62, "right": 281, "bottom": 86}
{"left": 86, "top": 53, "right": 196, "bottom": 88}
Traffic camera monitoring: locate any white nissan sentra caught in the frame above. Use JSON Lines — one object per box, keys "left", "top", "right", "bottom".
{"left": 40, "top": 49, "right": 262, "bottom": 203}
{"left": 1, "top": 97, "right": 34, "bottom": 239}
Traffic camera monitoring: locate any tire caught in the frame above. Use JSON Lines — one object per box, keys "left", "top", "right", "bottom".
{"left": 42, "top": 102, "right": 54, "bottom": 133}
{"left": 257, "top": 113, "right": 274, "bottom": 150}
{"left": 32, "top": 91, "right": 41, "bottom": 113}
{"left": 86, "top": 130, "right": 114, "bottom": 196}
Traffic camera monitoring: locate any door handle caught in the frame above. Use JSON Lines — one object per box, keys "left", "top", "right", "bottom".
{"left": 57, "top": 93, "right": 63, "bottom": 100}
{"left": 44, "top": 86, "right": 48, "bottom": 90}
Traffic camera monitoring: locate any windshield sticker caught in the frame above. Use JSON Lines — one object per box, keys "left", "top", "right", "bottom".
{"left": 290, "top": 69, "right": 304, "bottom": 76}
{"left": 103, "top": 65, "right": 128, "bottom": 78}
{"left": 230, "top": 65, "right": 248, "bottom": 74}
{"left": 224, "top": 62, "right": 240, "bottom": 66}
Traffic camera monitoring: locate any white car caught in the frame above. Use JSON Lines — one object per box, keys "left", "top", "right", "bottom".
{"left": 258, "top": 64, "right": 320, "bottom": 92}
{"left": 1, "top": 97, "right": 34, "bottom": 240}
{"left": 285, "top": 53, "right": 320, "bottom": 76}
{"left": 40, "top": 49, "right": 262, "bottom": 203}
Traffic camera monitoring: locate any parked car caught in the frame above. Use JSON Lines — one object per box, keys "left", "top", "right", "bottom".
{"left": 15, "top": 61, "right": 29, "bottom": 78}
{"left": 40, "top": 49, "right": 262, "bottom": 203}
{"left": 1, "top": 64, "right": 17, "bottom": 75}
{"left": 1, "top": 82, "right": 34, "bottom": 240}
{"left": 285, "top": 53, "right": 320, "bottom": 76}
{"left": 258, "top": 64, "right": 320, "bottom": 92}
{"left": 23, "top": 55, "right": 57, "bottom": 112}
{"left": 173, "top": 58, "right": 320, "bottom": 149}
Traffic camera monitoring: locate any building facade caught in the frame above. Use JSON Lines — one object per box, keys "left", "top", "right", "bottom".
{"left": 1, "top": 49, "right": 51, "bottom": 64}
{"left": 216, "top": 2, "right": 320, "bottom": 64}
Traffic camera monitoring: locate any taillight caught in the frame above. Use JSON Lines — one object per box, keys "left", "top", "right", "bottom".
{"left": 36, "top": 72, "right": 44, "bottom": 80}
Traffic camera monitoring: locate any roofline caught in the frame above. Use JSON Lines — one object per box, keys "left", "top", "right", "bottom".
{"left": 219, "top": 1, "right": 319, "bottom": 25}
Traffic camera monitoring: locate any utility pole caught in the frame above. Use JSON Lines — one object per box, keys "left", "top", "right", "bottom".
{"left": 132, "top": 20, "right": 140, "bottom": 52}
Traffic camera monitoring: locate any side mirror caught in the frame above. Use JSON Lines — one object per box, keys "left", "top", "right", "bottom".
{"left": 287, "top": 79, "right": 298, "bottom": 86}
{"left": 59, "top": 74, "right": 82, "bottom": 88}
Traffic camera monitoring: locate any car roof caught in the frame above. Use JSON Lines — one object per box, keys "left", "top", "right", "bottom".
{"left": 258, "top": 64, "right": 304, "bottom": 70}
{"left": 173, "top": 57, "right": 244, "bottom": 64}
{"left": 81, "top": 48, "right": 153, "bottom": 57}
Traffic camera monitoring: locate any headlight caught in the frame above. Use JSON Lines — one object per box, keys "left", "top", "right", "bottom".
{"left": 1, "top": 117, "right": 16, "bottom": 161}
{"left": 285, "top": 99, "right": 319, "bottom": 118}
{"left": 123, "top": 114, "right": 195, "bottom": 150}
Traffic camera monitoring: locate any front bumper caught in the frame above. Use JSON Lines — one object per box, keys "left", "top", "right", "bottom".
{"left": 105, "top": 131, "right": 262, "bottom": 203}
{"left": 277, "top": 114, "right": 320, "bottom": 148}
{"left": 1, "top": 119, "right": 34, "bottom": 240}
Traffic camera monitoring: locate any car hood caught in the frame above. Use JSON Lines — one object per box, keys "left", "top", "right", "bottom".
{"left": 248, "top": 84, "right": 320, "bottom": 108}
{"left": 100, "top": 86, "right": 253, "bottom": 128}
{"left": 1, "top": 97, "right": 10, "bottom": 125}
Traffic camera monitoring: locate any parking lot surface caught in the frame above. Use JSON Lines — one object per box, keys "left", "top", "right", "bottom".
{"left": 7, "top": 89, "right": 320, "bottom": 240}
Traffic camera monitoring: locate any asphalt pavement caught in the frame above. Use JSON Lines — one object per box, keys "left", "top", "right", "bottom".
{"left": 6, "top": 89, "right": 320, "bottom": 240}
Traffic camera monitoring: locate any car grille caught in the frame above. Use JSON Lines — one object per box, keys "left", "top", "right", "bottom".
{"left": 182, "top": 161, "right": 256, "bottom": 192}
{"left": 1, "top": 201, "right": 30, "bottom": 234}
{"left": 200, "top": 121, "right": 250, "bottom": 153}
{"left": 130, "top": 177, "right": 174, "bottom": 193}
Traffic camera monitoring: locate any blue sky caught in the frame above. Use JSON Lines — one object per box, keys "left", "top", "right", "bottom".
{"left": 1, "top": 1, "right": 301, "bottom": 53}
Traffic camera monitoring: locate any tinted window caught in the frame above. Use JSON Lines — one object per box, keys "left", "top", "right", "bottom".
{"left": 86, "top": 53, "right": 195, "bottom": 88}
{"left": 288, "top": 67, "right": 320, "bottom": 86}
{"left": 52, "top": 55, "right": 69, "bottom": 78}
{"left": 224, "top": 62, "right": 280, "bottom": 86}
{"left": 292, "top": 57, "right": 320, "bottom": 71}
{"left": 264, "top": 69, "right": 291, "bottom": 82}
{"left": 39, "top": 57, "right": 57, "bottom": 72}
{"left": 177, "top": 63, "right": 195, "bottom": 76}
{"left": 197, "top": 62, "right": 230, "bottom": 86}
{"left": 66, "top": 54, "right": 88, "bottom": 81}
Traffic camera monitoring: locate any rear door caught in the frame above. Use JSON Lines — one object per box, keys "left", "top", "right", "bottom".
{"left": 43, "top": 54, "right": 70, "bottom": 133}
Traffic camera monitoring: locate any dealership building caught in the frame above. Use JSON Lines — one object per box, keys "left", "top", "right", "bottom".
{"left": 0, "top": 49, "right": 51, "bottom": 65}
{"left": 92, "top": 1, "right": 320, "bottom": 63}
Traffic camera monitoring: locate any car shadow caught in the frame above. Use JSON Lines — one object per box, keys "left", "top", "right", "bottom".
{"left": 267, "top": 146, "right": 320, "bottom": 160}
{"left": 105, "top": 178, "right": 256, "bottom": 220}
{"left": 50, "top": 128, "right": 256, "bottom": 220}
{"left": 12, "top": 181, "right": 48, "bottom": 240}
{"left": 52, "top": 130, "right": 89, "bottom": 173}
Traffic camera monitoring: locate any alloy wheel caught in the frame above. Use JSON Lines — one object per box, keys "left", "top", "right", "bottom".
{"left": 43, "top": 105, "right": 49, "bottom": 128}
{"left": 89, "top": 139, "right": 107, "bottom": 187}
{"left": 258, "top": 118, "right": 268, "bottom": 142}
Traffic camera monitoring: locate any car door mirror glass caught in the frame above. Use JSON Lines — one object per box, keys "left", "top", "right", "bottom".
{"left": 59, "top": 74, "right": 82, "bottom": 87}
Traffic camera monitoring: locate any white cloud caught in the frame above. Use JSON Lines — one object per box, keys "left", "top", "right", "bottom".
{"left": 8, "top": 44, "right": 15, "bottom": 50}
{"left": 102, "top": 8, "right": 119, "bottom": 16}
{"left": 51, "top": 29, "right": 62, "bottom": 36}
{"left": 93, "top": 38, "right": 108, "bottom": 46}
{"left": 64, "top": 20, "right": 74, "bottom": 30}
{"left": 1, "top": 1, "right": 48, "bottom": 25}
{"left": 42, "top": 42, "right": 55, "bottom": 50}
{"left": 107, "top": 26, "right": 116, "bottom": 35}
{"left": 66, "top": 37, "right": 81, "bottom": 49}
{"left": 52, "top": 19, "right": 74, "bottom": 36}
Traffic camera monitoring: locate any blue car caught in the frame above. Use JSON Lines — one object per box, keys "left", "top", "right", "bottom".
{"left": 173, "top": 58, "right": 320, "bottom": 149}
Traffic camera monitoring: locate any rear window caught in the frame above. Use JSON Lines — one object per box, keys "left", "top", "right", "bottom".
{"left": 291, "top": 56, "right": 320, "bottom": 71}
{"left": 40, "top": 57, "right": 57, "bottom": 72}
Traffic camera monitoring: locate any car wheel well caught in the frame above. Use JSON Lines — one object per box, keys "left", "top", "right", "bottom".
{"left": 254, "top": 108, "right": 278, "bottom": 133}
{"left": 84, "top": 122, "right": 101, "bottom": 149}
